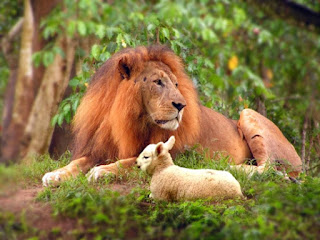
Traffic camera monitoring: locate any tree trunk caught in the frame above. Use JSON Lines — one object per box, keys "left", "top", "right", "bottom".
{"left": 21, "top": 37, "right": 75, "bottom": 163}
{"left": 0, "top": 0, "right": 34, "bottom": 164}
{"left": 0, "top": 0, "right": 61, "bottom": 164}
{"left": 1, "top": 19, "right": 23, "bottom": 151}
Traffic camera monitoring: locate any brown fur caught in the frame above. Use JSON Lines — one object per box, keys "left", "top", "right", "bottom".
{"left": 42, "top": 45, "right": 302, "bottom": 186}
{"left": 72, "top": 45, "right": 200, "bottom": 162}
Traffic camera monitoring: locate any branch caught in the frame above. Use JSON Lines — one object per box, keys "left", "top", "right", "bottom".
{"left": 301, "top": 114, "right": 308, "bottom": 172}
{"left": 1, "top": 18, "right": 24, "bottom": 67}
{"left": 7, "top": 18, "right": 24, "bottom": 40}
{"left": 247, "top": 0, "right": 320, "bottom": 32}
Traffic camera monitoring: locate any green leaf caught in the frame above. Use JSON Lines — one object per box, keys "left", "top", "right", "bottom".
{"left": 147, "top": 23, "right": 156, "bottom": 32}
{"left": 63, "top": 104, "right": 71, "bottom": 113}
{"left": 106, "top": 27, "right": 119, "bottom": 39}
{"left": 53, "top": 46, "right": 65, "bottom": 58}
{"left": 67, "top": 20, "right": 77, "bottom": 37}
{"left": 201, "top": 29, "right": 219, "bottom": 43}
{"left": 57, "top": 113, "right": 64, "bottom": 127}
{"left": 91, "top": 44, "right": 100, "bottom": 60}
{"left": 65, "top": 111, "right": 72, "bottom": 123}
{"left": 43, "top": 51, "right": 55, "bottom": 67}
{"left": 161, "top": 27, "right": 170, "bottom": 40}
{"left": 172, "top": 28, "right": 181, "bottom": 38}
{"left": 100, "top": 51, "right": 111, "bottom": 62}
{"left": 116, "top": 33, "right": 124, "bottom": 48}
{"left": 233, "top": 7, "right": 246, "bottom": 26}
{"left": 258, "top": 30, "right": 273, "bottom": 46}
{"left": 214, "top": 18, "right": 228, "bottom": 32}
{"left": 43, "top": 26, "right": 55, "bottom": 39}
{"left": 77, "top": 21, "right": 87, "bottom": 36}
{"left": 69, "top": 78, "right": 80, "bottom": 87}
{"left": 32, "top": 52, "right": 42, "bottom": 67}
{"left": 51, "top": 114, "right": 59, "bottom": 127}
{"left": 96, "top": 24, "right": 105, "bottom": 39}
{"left": 72, "top": 98, "right": 80, "bottom": 113}
{"left": 123, "top": 34, "right": 131, "bottom": 45}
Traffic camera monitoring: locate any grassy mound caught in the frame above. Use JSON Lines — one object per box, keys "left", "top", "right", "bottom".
{"left": 0, "top": 152, "right": 319, "bottom": 239}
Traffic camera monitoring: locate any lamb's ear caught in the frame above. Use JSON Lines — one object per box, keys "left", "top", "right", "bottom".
{"left": 155, "top": 142, "right": 164, "bottom": 156}
{"left": 118, "top": 56, "right": 132, "bottom": 80}
{"left": 164, "top": 136, "right": 175, "bottom": 150}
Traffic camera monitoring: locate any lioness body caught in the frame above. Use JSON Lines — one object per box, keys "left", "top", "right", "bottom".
{"left": 42, "top": 45, "right": 301, "bottom": 186}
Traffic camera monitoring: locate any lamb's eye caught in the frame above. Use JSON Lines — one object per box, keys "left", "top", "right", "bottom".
{"left": 154, "top": 79, "right": 163, "bottom": 86}
{"left": 175, "top": 83, "right": 178, "bottom": 87}
{"left": 143, "top": 156, "right": 150, "bottom": 159}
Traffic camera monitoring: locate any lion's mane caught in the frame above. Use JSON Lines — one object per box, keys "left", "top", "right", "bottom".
{"left": 72, "top": 45, "right": 200, "bottom": 163}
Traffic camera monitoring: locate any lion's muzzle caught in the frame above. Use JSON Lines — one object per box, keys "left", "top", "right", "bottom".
{"left": 172, "top": 102, "right": 186, "bottom": 112}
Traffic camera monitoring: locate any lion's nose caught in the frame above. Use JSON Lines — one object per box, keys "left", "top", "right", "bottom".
{"left": 172, "top": 102, "right": 186, "bottom": 112}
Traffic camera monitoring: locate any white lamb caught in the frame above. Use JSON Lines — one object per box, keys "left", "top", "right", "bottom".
{"left": 136, "top": 136, "right": 244, "bottom": 201}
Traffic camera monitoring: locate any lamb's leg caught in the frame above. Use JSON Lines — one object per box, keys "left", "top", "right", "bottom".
{"left": 42, "top": 157, "right": 94, "bottom": 186}
{"left": 87, "top": 157, "right": 137, "bottom": 182}
{"left": 237, "top": 109, "right": 302, "bottom": 177}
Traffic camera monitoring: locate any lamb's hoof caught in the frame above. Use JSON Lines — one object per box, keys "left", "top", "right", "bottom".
{"left": 87, "top": 166, "right": 116, "bottom": 182}
{"left": 42, "top": 170, "right": 67, "bottom": 187}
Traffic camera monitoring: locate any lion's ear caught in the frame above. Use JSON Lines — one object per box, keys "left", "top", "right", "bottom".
{"left": 118, "top": 57, "right": 132, "bottom": 80}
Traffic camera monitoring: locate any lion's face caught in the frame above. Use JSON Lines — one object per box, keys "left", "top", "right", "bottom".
{"left": 137, "top": 62, "right": 186, "bottom": 131}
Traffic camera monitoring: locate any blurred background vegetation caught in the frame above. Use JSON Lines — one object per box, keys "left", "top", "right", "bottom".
{"left": 0, "top": 0, "right": 319, "bottom": 175}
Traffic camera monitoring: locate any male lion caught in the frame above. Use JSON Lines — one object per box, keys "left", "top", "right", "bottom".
{"left": 42, "top": 45, "right": 302, "bottom": 186}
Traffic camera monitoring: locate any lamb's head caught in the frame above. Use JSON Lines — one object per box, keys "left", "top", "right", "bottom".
{"left": 136, "top": 136, "right": 176, "bottom": 174}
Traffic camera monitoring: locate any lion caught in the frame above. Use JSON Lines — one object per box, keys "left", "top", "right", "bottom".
{"left": 42, "top": 45, "right": 302, "bottom": 186}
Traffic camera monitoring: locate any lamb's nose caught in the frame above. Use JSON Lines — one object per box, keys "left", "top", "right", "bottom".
{"left": 172, "top": 102, "right": 186, "bottom": 112}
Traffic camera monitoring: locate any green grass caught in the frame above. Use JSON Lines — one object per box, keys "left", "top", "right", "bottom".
{"left": 0, "top": 211, "right": 38, "bottom": 240}
{"left": 0, "top": 151, "right": 320, "bottom": 239}
{"left": 0, "top": 152, "right": 70, "bottom": 192}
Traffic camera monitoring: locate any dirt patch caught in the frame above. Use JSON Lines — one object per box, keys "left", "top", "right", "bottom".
{"left": 109, "top": 182, "right": 139, "bottom": 194}
{"left": 0, "top": 182, "right": 142, "bottom": 238}
{"left": 0, "top": 186, "right": 77, "bottom": 238}
{"left": 0, "top": 187, "right": 42, "bottom": 214}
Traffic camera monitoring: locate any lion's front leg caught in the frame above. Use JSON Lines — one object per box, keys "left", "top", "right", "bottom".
{"left": 42, "top": 157, "right": 94, "bottom": 186}
{"left": 87, "top": 157, "right": 137, "bottom": 182}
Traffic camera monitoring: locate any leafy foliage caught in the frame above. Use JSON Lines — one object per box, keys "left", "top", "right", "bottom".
{"left": 33, "top": 0, "right": 319, "bottom": 175}
{"left": 0, "top": 1, "right": 319, "bottom": 172}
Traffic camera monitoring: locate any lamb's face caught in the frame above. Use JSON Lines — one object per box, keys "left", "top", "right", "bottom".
{"left": 136, "top": 144, "right": 157, "bottom": 172}
{"left": 136, "top": 136, "right": 176, "bottom": 173}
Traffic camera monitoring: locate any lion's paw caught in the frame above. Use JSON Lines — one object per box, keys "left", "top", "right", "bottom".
{"left": 42, "top": 170, "right": 67, "bottom": 187}
{"left": 87, "top": 165, "right": 116, "bottom": 182}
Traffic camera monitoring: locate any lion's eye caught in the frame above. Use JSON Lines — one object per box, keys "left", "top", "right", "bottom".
{"left": 175, "top": 83, "right": 178, "bottom": 87}
{"left": 154, "top": 79, "right": 163, "bottom": 86}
